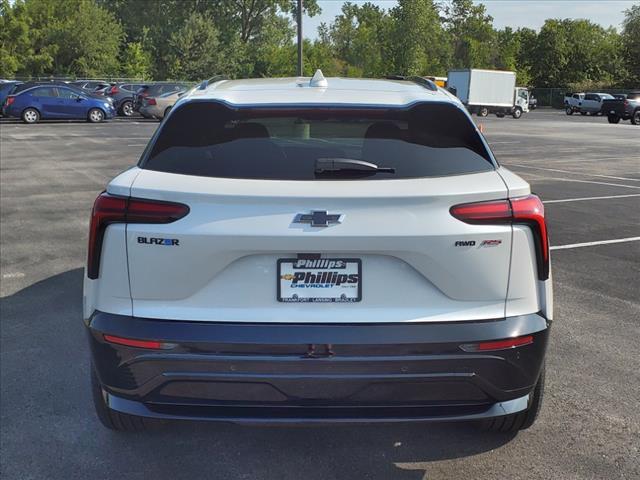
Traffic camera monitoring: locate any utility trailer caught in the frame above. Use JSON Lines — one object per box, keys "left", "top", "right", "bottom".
{"left": 447, "top": 69, "right": 529, "bottom": 119}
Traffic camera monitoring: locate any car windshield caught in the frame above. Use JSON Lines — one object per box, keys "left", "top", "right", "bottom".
{"left": 141, "top": 102, "right": 494, "bottom": 180}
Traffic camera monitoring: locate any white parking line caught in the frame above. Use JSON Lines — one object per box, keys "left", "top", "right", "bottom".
{"left": 539, "top": 176, "right": 640, "bottom": 190}
{"left": 2, "top": 272, "right": 25, "bottom": 279}
{"left": 544, "top": 194, "right": 640, "bottom": 204}
{"left": 127, "top": 144, "right": 146, "bottom": 147}
{"left": 551, "top": 237, "right": 640, "bottom": 251}
{"left": 505, "top": 163, "right": 640, "bottom": 182}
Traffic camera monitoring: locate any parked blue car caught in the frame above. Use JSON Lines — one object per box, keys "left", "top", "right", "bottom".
{"left": 0, "top": 81, "right": 23, "bottom": 116}
{"left": 3, "top": 85, "right": 116, "bottom": 123}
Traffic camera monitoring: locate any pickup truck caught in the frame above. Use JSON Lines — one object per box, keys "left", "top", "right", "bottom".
{"left": 565, "top": 92, "right": 615, "bottom": 115}
{"left": 601, "top": 92, "right": 640, "bottom": 125}
{"left": 564, "top": 92, "right": 584, "bottom": 114}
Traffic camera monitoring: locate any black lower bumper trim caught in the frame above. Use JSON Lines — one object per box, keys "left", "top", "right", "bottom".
{"left": 88, "top": 312, "right": 549, "bottom": 423}
{"left": 106, "top": 392, "right": 531, "bottom": 424}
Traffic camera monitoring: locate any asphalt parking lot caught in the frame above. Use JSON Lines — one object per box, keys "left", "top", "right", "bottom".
{"left": 1, "top": 110, "right": 639, "bottom": 479}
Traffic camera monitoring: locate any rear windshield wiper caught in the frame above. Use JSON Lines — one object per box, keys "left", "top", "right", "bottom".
{"left": 315, "top": 158, "right": 395, "bottom": 174}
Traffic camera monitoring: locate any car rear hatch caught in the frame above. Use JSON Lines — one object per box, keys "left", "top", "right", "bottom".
{"left": 122, "top": 101, "right": 513, "bottom": 323}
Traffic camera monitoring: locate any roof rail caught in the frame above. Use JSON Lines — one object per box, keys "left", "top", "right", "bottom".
{"left": 385, "top": 75, "right": 438, "bottom": 91}
{"left": 198, "top": 75, "right": 228, "bottom": 90}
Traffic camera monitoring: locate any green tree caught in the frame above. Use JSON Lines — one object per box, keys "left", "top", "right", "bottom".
{"left": 165, "top": 12, "right": 228, "bottom": 81}
{"left": 530, "top": 19, "right": 624, "bottom": 88}
{"left": 0, "top": 0, "right": 31, "bottom": 77}
{"left": 120, "top": 41, "right": 152, "bottom": 79}
{"left": 514, "top": 27, "right": 537, "bottom": 85}
{"left": 444, "top": 0, "right": 496, "bottom": 69}
{"left": 99, "top": 0, "right": 320, "bottom": 78}
{"left": 390, "top": 0, "right": 449, "bottom": 76}
{"left": 621, "top": 4, "right": 640, "bottom": 86}
{"left": 13, "top": 0, "right": 123, "bottom": 77}
{"left": 329, "top": 2, "right": 393, "bottom": 77}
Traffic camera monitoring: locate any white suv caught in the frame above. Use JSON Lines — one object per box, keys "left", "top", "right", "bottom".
{"left": 85, "top": 72, "right": 552, "bottom": 432}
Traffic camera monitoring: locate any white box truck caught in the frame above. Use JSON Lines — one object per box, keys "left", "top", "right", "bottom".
{"left": 447, "top": 69, "right": 530, "bottom": 119}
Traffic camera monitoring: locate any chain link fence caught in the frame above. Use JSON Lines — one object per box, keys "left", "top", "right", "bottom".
{"left": 531, "top": 88, "right": 634, "bottom": 109}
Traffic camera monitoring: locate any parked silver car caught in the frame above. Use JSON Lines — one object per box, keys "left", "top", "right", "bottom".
{"left": 138, "top": 90, "right": 185, "bottom": 120}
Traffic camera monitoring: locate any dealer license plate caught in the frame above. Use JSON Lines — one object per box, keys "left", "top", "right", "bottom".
{"left": 277, "top": 258, "right": 362, "bottom": 303}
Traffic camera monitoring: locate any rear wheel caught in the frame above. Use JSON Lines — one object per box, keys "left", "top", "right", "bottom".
{"left": 608, "top": 114, "right": 621, "bottom": 124}
{"left": 478, "top": 364, "right": 545, "bottom": 433}
{"left": 565, "top": 107, "right": 573, "bottom": 115}
{"left": 477, "top": 107, "right": 489, "bottom": 117}
{"left": 632, "top": 110, "right": 640, "bottom": 125}
{"left": 91, "top": 366, "right": 152, "bottom": 432}
{"left": 512, "top": 107, "right": 523, "bottom": 119}
{"left": 22, "top": 108, "right": 40, "bottom": 124}
{"left": 120, "top": 100, "right": 133, "bottom": 117}
{"left": 88, "top": 108, "right": 105, "bottom": 123}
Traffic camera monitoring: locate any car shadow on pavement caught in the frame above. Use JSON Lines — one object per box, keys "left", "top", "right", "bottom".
{"left": 0, "top": 268, "right": 517, "bottom": 480}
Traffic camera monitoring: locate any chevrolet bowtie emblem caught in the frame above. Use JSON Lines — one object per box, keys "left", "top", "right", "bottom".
{"left": 294, "top": 210, "right": 344, "bottom": 227}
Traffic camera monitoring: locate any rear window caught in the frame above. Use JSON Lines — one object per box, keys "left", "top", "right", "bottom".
{"left": 140, "top": 102, "right": 494, "bottom": 180}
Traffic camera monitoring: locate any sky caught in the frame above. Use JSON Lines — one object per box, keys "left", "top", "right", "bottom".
{"left": 303, "top": 0, "right": 637, "bottom": 38}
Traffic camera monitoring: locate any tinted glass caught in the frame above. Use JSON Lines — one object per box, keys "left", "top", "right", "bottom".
{"left": 141, "top": 102, "right": 494, "bottom": 180}
{"left": 32, "top": 87, "right": 57, "bottom": 97}
{"left": 56, "top": 88, "right": 80, "bottom": 99}
{"left": 0, "top": 83, "right": 18, "bottom": 94}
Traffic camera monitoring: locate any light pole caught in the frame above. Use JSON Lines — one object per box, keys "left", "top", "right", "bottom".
{"left": 297, "top": 0, "right": 303, "bottom": 76}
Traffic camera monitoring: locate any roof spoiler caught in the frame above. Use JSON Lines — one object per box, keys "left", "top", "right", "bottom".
{"left": 198, "top": 75, "right": 229, "bottom": 90}
{"left": 386, "top": 75, "right": 438, "bottom": 92}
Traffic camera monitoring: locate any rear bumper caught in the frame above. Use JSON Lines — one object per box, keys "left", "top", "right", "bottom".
{"left": 87, "top": 312, "right": 550, "bottom": 424}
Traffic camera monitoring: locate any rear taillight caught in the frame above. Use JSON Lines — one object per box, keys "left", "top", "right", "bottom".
{"left": 109, "top": 85, "right": 119, "bottom": 95}
{"left": 460, "top": 335, "right": 533, "bottom": 352}
{"left": 146, "top": 98, "right": 157, "bottom": 105}
{"left": 5, "top": 96, "right": 15, "bottom": 106}
{"left": 450, "top": 194, "right": 549, "bottom": 280}
{"left": 103, "top": 334, "right": 174, "bottom": 350}
{"left": 87, "top": 193, "right": 189, "bottom": 279}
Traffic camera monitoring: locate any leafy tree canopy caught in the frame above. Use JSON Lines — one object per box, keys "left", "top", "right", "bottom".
{"left": 1, "top": 0, "right": 637, "bottom": 89}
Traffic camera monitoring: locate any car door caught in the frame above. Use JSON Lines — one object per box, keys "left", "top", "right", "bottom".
{"left": 582, "top": 94, "right": 597, "bottom": 112}
{"left": 53, "top": 87, "right": 87, "bottom": 118}
{"left": 571, "top": 94, "right": 581, "bottom": 108}
{"left": 30, "top": 87, "right": 59, "bottom": 118}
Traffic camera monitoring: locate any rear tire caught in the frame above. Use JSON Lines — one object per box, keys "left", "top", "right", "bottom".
{"left": 477, "top": 107, "right": 489, "bottom": 117}
{"left": 512, "top": 107, "right": 523, "bottom": 119}
{"left": 565, "top": 107, "right": 573, "bottom": 115}
{"left": 608, "top": 114, "right": 621, "bottom": 124}
{"left": 88, "top": 108, "right": 105, "bottom": 123}
{"left": 91, "top": 366, "right": 152, "bottom": 432}
{"left": 632, "top": 110, "right": 640, "bottom": 125}
{"left": 22, "top": 108, "right": 40, "bottom": 124}
{"left": 120, "top": 100, "right": 133, "bottom": 117}
{"left": 478, "top": 364, "right": 545, "bottom": 433}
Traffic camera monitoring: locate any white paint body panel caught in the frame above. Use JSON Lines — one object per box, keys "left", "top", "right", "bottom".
{"left": 84, "top": 77, "right": 551, "bottom": 324}
{"left": 448, "top": 69, "right": 517, "bottom": 108}
{"left": 120, "top": 170, "right": 517, "bottom": 323}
